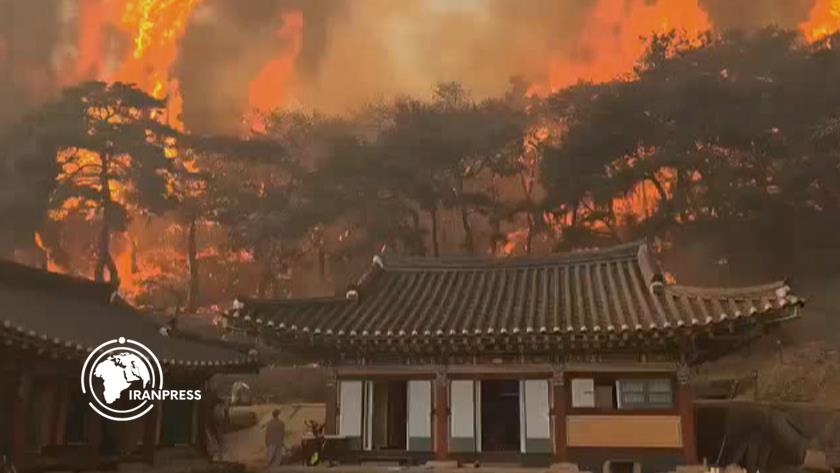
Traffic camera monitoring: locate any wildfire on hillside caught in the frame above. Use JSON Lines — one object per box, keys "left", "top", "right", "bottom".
{"left": 8, "top": 0, "right": 840, "bottom": 305}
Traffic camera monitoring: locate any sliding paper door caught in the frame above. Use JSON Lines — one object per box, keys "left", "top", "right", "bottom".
{"left": 520, "top": 379, "right": 552, "bottom": 453}
{"left": 450, "top": 379, "right": 477, "bottom": 452}
{"left": 338, "top": 380, "right": 363, "bottom": 450}
{"left": 407, "top": 380, "right": 432, "bottom": 451}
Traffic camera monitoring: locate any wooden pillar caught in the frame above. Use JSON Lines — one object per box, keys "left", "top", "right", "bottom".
{"left": 42, "top": 380, "right": 62, "bottom": 447}
{"left": 10, "top": 373, "right": 29, "bottom": 466}
{"left": 142, "top": 402, "right": 161, "bottom": 463}
{"left": 433, "top": 370, "right": 449, "bottom": 461}
{"left": 85, "top": 412, "right": 103, "bottom": 469}
{"left": 52, "top": 380, "right": 70, "bottom": 445}
{"left": 678, "top": 363, "right": 697, "bottom": 464}
{"left": 324, "top": 371, "right": 338, "bottom": 435}
{"left": 552, "top": 367, "right": 568, "bottom": 461}
{"left": 195, "top": 399, "right": 207, "bottom": 457}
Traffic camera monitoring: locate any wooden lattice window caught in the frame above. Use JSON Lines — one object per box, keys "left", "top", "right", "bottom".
{"left": 617, "top": 378, "right": 673, "bottom": 409}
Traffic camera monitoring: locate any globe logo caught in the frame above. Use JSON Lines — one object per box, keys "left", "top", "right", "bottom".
{"left": 80, "top": 337, "right": 164, "bottom": 422}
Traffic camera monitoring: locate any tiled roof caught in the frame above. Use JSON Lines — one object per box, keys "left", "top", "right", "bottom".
{"left": 0, "top": 259, "right": 258, "bottom": 369}
{"left": 230, "top": 241, "right": 803, "bottom": 348}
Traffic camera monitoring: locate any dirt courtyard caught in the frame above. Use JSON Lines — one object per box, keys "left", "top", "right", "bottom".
{"left": 219, "top": 403, "right": 325, "bottom": 467}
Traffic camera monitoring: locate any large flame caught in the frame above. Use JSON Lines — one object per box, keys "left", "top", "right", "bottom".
{"left": 801, "top": 0, "right": 840, "bottom": 42}
{"left": 72, "top": 0, "right": 203, "bottom": 130}
{"left": 248, "top": 10, "right": 304, "bottom": 114}
{"left": 533, "top": 0, "right": 710, "bottom": 95}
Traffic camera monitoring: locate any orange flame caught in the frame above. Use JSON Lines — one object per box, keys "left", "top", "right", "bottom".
{"left": 534, "top": 0, "right": 710, "bottom": 95}
{"left": 801, "top": 0, "right": 840, "bottom": 42}
{"left": 33, "top": 232, "right": 65, "bottom": 273}
{"left": 248, "top": 10, "right": 303, "bottom": 114}
{"left": 71, "top": 0, "right": 201, "bottom": 130}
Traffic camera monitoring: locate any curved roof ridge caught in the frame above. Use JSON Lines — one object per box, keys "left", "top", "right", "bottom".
{"left": 377, "top": 240, "right": 646, "bottom": 270}
{"left": 666, "top": 280, "right": 790, "bottom": 297}
{"left": 230, "top": 239, "right": 803, "bottom": 352}
{"left": 236, "top": 294, "right": 348, "bottom": 307}
{"left": 0, "top": 258, "right": 118, "bottom": 303}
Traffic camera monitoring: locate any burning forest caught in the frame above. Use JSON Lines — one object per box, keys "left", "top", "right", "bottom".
{"left": 6, "top": 2, "right": 840, "bottom": 473}
{"left": 1, "top": 0, "right": 840, "bottom": 315}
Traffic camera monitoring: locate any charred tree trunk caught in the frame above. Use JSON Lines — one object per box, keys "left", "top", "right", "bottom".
{"left": 455, "top": 179, "right": 475, "bottom": 254}
{"left": 428, "top": 205, "right": 440, "bottom": 257}
{"left": 489, "top": 213, "right": 501, "bottom": 255}
{"left": 519, "top": 156, "right": 537, "bottom": 256}
{"left": 409, "top": 210, "right": 425, "bottom": 255}
{"left": 460, "top": 204, "right": 475, "bottom": 255}
{"left": 313, "top": 227, "right": 326, "bottom": 282}
{"left": 129, "top": 236, "right": 139, "bottom": 274}
{"left": 257, "top": 265, "right": 273, "bottom": 299}
{"left": 647, "top": 174, "right": 671, "bottom": 208}
{"left": 256, "top": 240, "right": 275, "bottom": 298}
{"left": 95, "top": 155, "right": 119, "bottom": 286}
{"left": 186, "top": 218, "right": 199, "bottom": 313}
{"left": 525, "top": 209, "right": 534, "bottom": 255}
{"left": 318, "top": 248, "right": 326, "bottom": 282}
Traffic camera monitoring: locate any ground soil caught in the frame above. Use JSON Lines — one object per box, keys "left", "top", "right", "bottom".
{"left": 218, "top": 403, "right": 326, "bottom": 467}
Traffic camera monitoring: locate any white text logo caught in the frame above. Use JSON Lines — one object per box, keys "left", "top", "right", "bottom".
{"left": 80, "top": 337, "right": 201, "bottom": 421}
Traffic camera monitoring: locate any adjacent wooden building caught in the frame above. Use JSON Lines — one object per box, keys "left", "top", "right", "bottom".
{"left": 228, "top": 241, "right": 803, "bottom": 470}
{"left": 0, "top": 260, "right": 258, "bottom": 472}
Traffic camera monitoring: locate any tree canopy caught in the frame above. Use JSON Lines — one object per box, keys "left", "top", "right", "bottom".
{"left": 3, "top": 29, "right": 840, "bottom": 307}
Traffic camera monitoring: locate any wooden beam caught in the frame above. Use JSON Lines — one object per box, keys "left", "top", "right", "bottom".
{"left": 85, "top": 411, "right": 103, "bottom": 468}
{"left": 42, "top": 380, "right": 61, "bottom": 447}
{"left": 552, "top": 368, "right": 568, "bottom": 461}
{"left": 195, "top": 398, "right": 208, "bottom": 457}
{"left": 10, "top": 373, "right": 27, "bottom": 467}
{"left": 53, "top": 379, "right": 70, "bottom": 445}
{"left": 433, "top": 370, "right": 449, "bottom": 461}
{"left": 143, "top": 402, "right": 162, "bottom": 462}
{"left": 677, "top": 364, "right": 698, "bottom": 464}
{"left": 324, "top": 371, "right": 338, "bottom": 435}
{"left": 335, "top": 360, "right": 678, "bottom": 378}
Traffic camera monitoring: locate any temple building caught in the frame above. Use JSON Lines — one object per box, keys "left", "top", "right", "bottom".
{"left": 0, "top": 260, "right": 258, "bottom": 472}
{"left": 228, "top": 241, "right": 803, "bottom": 470}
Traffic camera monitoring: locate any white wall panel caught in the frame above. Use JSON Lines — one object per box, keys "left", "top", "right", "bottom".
{"left": 407, "top": 380, "right": 432, "bottom": 451}
{"left": 450, "top": 380, "right": 475, "bottom": 438}
{"left": 338, "top": 380, "right": 363, "bottom": 437}
{"left": 523, "top": 379, "right": 551, "bottom": 439}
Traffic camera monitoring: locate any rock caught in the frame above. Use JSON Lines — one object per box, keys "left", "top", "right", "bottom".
{"left": 117, "top": 463, "right": 149, "bottom": 473}
{"left": 723, "top": 463, "right": 746, "bottom": 473}
{"left": 549, "top": 462, "right": 580, "bottom": 473}
{"left": 422, "top": 460, "right": 459, "bottom": 469}
{"left": 226, "top": 407, "right": 258, "bottom": 432}
{"left": 803, "top": 449, "right": 831, "bottom": 472}
{"left": 603, "top": 460, "right": 641, "bottom": 473}
{"left": 676, "top": 464, "right": 707, "bottom": 473}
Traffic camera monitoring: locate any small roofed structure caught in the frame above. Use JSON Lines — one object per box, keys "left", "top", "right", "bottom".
{"left": 227, "top": 241, "right": 803, "bottom": 470}
{"left": 0, "top": 260, "right": 258, "bottom": 472}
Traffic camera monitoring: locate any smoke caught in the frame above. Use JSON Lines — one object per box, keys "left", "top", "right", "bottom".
{"left": 175, "top": 0, "right": 826, "bottom": 134}
{"left": 0, "top": 0, "right": 829, "bottom": 134}
{"left": 175, "top": 0, "right": 599, "bottom": 133}
{"left": 699, "top": 0, "right": 817, "bottom": 30}
{"left": 0, "top": 0, "right": 61, "bottom": 127}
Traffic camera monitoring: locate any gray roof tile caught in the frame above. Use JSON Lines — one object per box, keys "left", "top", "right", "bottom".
{"left": 232, "top": 241, "right": 803, "bottom": 349}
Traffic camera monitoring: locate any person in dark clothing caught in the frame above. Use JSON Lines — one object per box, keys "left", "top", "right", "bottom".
{"left": 265, "top": 409, "right": 286, "bottom": 467}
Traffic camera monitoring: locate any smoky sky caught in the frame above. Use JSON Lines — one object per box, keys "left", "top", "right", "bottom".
{"left": 0, "top": 0, "right": 61, "bottom": 126}
{"left": 174, "top": 0, "right": 603, "bottom": 133}
{"left": 0, "top": 0, "right": 826, "bottom": 134}
{"left": 699, "top": 0, "right": 816, "bottom": 30}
